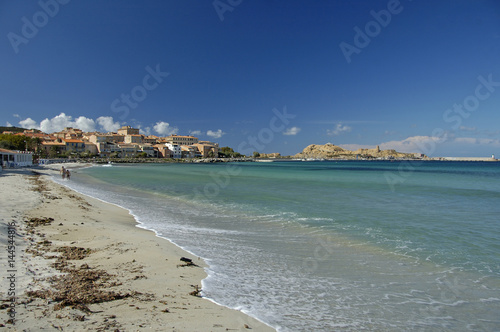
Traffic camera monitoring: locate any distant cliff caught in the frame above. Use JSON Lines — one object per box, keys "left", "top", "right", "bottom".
{"left": 294, "top": 143, "right": 423, "bottom": 159}
{"left": 258, "top": 152, "right": 281, "bottom": 159}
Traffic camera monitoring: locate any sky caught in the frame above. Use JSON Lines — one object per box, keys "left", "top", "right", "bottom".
{"left": 1, "top": 0, "right": 499, "bottom": 157}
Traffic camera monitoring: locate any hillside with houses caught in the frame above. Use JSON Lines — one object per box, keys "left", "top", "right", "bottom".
{"left": 1, "top": 125, "right": 223, "bottom": 164}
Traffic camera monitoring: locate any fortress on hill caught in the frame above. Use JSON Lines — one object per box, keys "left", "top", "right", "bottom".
{"left": 294, "top": 143, "right": 424, "bottom": 160}
{"left": 291, "top": 143, "right": 425, "bottom": 160}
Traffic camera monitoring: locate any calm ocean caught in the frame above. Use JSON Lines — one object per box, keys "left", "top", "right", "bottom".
{"left": 55, "top": 161, "right": 500, "bottom": 331}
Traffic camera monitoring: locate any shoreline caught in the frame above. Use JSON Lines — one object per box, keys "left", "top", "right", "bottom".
{"left": 0, "top": 168, "right": 275, "bottom": 331}
{"left": 30, "top": 157, "right": 500, "bottom": 169}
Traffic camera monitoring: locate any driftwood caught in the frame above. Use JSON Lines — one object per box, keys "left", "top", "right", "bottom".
{"left": 177, "top": 257, "right": 199, "bottom": 267}
{"left": 189, "top": 285, "right": 201, "bottom": 297}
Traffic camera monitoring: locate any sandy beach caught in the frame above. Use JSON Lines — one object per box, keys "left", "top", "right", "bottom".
{"left": 0, "top": 167, "right": 275, "bottom": 331}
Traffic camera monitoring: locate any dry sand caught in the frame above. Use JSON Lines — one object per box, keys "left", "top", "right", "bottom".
{"left": 0, "top": 168, "right": 275, "bottom": 331}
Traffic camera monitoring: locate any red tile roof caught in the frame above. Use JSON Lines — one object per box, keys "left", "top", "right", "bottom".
{"left": 63, "top": 139, "right": 84, "bottom": 143}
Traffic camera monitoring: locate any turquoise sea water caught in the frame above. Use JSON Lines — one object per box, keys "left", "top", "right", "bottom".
{"left": 56, "top": 161, "right": 500, "bottom": 331}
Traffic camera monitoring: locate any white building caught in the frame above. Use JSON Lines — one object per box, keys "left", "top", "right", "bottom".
{"left": 165, "top": 143, "right": 182, "bottom": 158}
{"left": 0, "top": 149, "right": 33, "bottom": 168}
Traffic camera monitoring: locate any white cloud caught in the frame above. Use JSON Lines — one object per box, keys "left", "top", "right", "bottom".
{"left": 139, "top": 126, "right": 151, "bottom": 136}
{"left": 327, "top": 123, "right": 352, "bottom": 136}
{"left": 454, "top": 137, "right": 500, "bottom": 146}
{"left": 459, "top": 126, "right": 477, "bottom": 132}
{"left": 75, "top": 116, "right": 96, "bottom": 132}
{"left": 17, "top": 113, "right": 122, "bottom": 133}
{"left": 39, "top": 113, "right": 72, "bottom": 132}
{"left": 283, "top": 126, "right": 301, "bottom": 136}
{"left": 207, "top": 129, "right": 225, "bottom": 139}
{"left": 5, "top": 122, "right": 13, "bottom": 127}
{"left": 454, "top": 137, "right": 477, "bottom": 144}
{"left": 378, "top": 135, "right": 500, "bottom": 153}
{"left": 321, "top": 134, "right": 500, "bottom": 157}
{"left": 379, "top": 136, "right": 444, "bottom": 153}
{"left": 97, "top": 116, "right": 121, "bottom": 132}
{"left": 13, "top": 114, "right": 20, "bottom": 118}
{"left": 22, "top": 113, "right": 96, "bottom": 133}
{"left": 479, "top": 138, "right": 500, "bottom": 146}
{"left": 189, "top": 130, "right": 202, "bottom": 136}
{"left": 153, "top": 121, "right": 179, "bottom": 136}
{"left": 19, "top": 117, "right": 39, "bottom": 130}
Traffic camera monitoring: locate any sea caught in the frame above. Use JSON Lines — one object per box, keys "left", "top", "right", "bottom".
{"left": 53, "top": 161, "right": 500, "bottom": 331}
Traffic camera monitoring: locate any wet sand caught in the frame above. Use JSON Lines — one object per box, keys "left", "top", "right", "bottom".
{"left": 0, "top": 169, "right": 275, "bottom": 331}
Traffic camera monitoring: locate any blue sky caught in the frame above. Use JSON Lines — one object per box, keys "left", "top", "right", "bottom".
{"left": 1, "top": 0, "right": 499, "bottom": 157}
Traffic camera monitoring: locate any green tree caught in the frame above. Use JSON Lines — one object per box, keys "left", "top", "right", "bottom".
{"left": 219, "top": 146, "right": 234, "bottom": 157}
{"left": 0, "top": 140, "right": 14, "bottom": 150}
{"left": 219, "top": 146, "right": 243, "bottom": 158}
{"left": 39, "top": 147, "right": 48, "bottom": 159}
{"left": 0, "top": 134, "right": 30, "bottom": 151}
{"left": 48, "top": 146, "right": 59, "bottom": 158}
{"left": 253, "top": 151, "right": 260, "bottom": 158}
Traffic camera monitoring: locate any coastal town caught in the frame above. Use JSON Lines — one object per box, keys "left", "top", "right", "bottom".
{"left": 1, "top": 125, "right": 498, "bottom": 169}
{"left": 0, "top": 125, "right": 225, "bottom": 167}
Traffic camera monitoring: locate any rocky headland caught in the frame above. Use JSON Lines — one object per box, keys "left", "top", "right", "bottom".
{"left": 293, "top": 143, "right": 423, "bottom": 160}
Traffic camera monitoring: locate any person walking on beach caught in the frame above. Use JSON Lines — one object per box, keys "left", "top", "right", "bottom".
{"left": 60, "top": 166, "right": 66, "bottom": 179}
{"left": 66, "top": 169, "right": 71, "bottom": 180}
